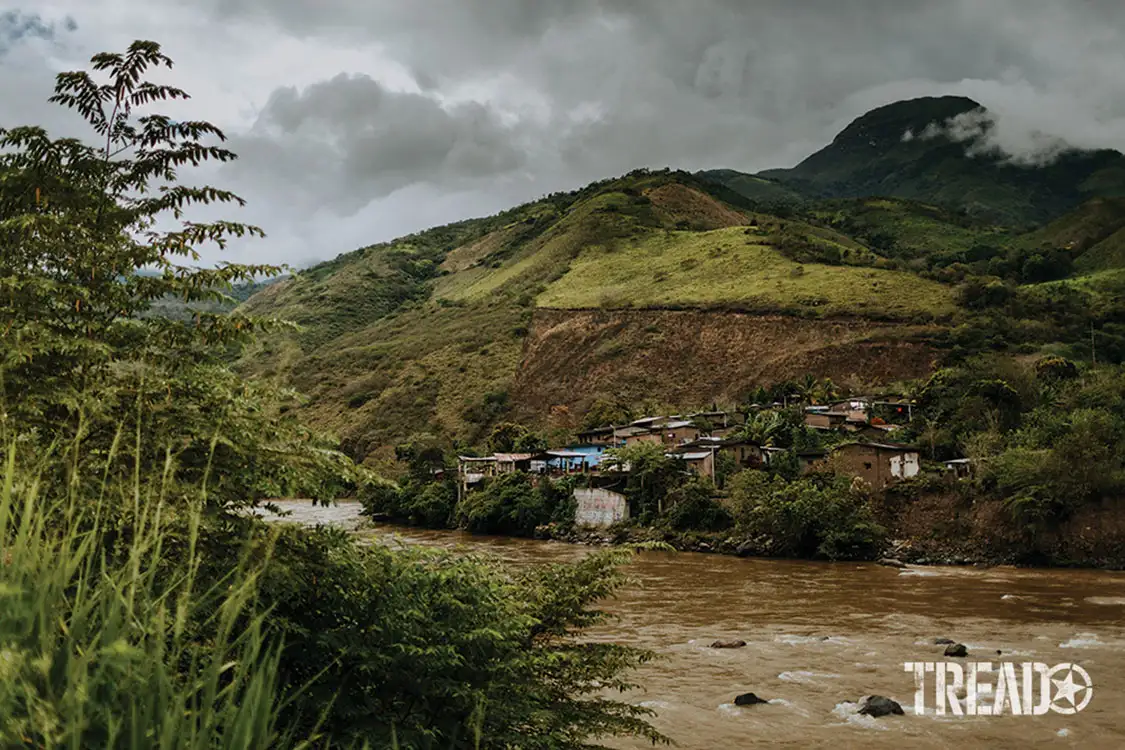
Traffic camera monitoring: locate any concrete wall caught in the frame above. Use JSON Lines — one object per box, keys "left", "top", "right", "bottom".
{"left": 889, "top": 452, "right": 920, "bottom": 479}
{"left": 574, "top": 487, "right": 629, "bottom": 528}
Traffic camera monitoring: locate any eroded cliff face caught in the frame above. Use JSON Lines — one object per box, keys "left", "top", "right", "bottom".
{"left": 511, "top": 308, "right": 941, "bottom": 425}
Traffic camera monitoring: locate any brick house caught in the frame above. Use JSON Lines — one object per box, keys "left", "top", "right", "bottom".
{"left": 827, "top": 442, "right": 920, "bottom": 487}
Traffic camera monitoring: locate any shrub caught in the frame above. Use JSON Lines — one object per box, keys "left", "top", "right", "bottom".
{"left": 662, "top": 478, "right": 732, "bottom": 531}
{"left": 455, "top": 473, "right": 551, "bottom": 536}
{"left": 727, "top": 471, "right": 885, "bottom": 560}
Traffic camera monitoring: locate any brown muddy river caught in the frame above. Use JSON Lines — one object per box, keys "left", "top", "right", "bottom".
{"left": 261, "top": 500, "right": 1125, "bottom": 749}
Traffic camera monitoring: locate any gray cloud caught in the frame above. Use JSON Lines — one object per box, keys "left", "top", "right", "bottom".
{"left": 227, "top": 73, "right": 526, "bottom": 215}
{"left": 215, "top": 0, "right": 1125, "bottom": 215}
{"left": 4, "top": 1, "right": 1125, "bottom": 267}
{"left": 0, "top": 10, "right": 77, "bottom": 57}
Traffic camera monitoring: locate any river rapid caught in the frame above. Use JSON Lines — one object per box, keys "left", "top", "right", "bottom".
{"left": 262, "top": 500, "right": 1125, "bottom": 749}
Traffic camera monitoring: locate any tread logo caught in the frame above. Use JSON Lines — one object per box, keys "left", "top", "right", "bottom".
{"left": 904, "top": 661, "right": 1092, "bottom": 716}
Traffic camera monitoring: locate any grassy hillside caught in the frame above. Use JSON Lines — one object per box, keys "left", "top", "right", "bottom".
{"left": 236, "top": 169, "right": 962, "bottom": 464}
{"left": 809, "top": 198, "right": 1010, "bottom": 267}
{"left": 536, "top": 225, "right": 954, "bottom": 318}
{"left": 1011, "top": 197, "right": 1125, "bottom": 273}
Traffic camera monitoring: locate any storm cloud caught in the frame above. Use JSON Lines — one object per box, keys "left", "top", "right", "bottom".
{"left": 230, "top": 73, "right": 526, "bottom": 215}
{"left": 2, "top": 1, "right": 1125, "bottom": 266}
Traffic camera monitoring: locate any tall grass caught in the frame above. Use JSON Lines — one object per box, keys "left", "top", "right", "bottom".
{"left": 0, "top": 437, "right": 312, "bottom": 749}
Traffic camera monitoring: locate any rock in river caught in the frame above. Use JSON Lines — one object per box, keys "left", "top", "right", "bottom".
{"left": 943, "top": 643, "right": 968, "bottom": 657}
{"left": 877, "top": 558, "right": 907, "bottom": 568}
{"left": 857, "top": 695, "right": 904, "bottom": 717}
{"left": 734, "top": 692, "right": 769, "bottom": 706}
{"left": 933, "top": 637, "right": 955, "bottom": 645}
{"left": 710, "top": 639, "right": 747, "bottom": 649}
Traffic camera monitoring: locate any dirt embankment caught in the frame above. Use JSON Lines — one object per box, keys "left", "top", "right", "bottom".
{"left": 644, "top": 183, "right": 750, "bottom": 230}
{"left": 512, "top": 308, "right": 940, "bottom": 423}
{"left": 882, "top": 490, "right": 1125, "bottom": 568}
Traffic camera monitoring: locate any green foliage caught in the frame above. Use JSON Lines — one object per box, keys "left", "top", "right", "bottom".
{"left": 581, "top": 398, "right": 634, "bottom": 430}
{"left": 487, "top": 421, "right": 546, "bottom": 453}
{"left": 713, "top": 450, "right": 738, "bottom": 489}
{"left": 455, "top": 473, "right": 553, "bottom": 536}
{"left": 0, "top": 41, "right": 354, "bottom": 510}
{"left": 358, "top": 477, "right": 458, "bottom": 528}
{"left": 394, "top": 432, "right": 449, "bottom": 482}
{"left": 604, "top": 443, "right": 686, "bottom": 522}
{"left": 198, "top": 523, "right": 666, "bottom": 749}
{"left": 662, "top": 478, "right": 732, "bottom": 531}
{"left": 1035, "top": 355, "right": 1079, "bottom": 381}
{"left": 0, "top": 447, "right": 295, "bottom": 749}
{"left": 909, "top": 356, "right": 1125, "bottom": 535}
{"left": 727, "top": 471, "right": 885, "bottom": 560}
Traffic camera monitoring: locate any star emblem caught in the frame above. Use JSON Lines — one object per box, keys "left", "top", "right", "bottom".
{"left": 1049, "top": 664, "right": 1093, "bottom": 714}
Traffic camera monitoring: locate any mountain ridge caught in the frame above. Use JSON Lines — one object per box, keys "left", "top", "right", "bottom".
{"left": 723, "top": 95, "right": 1125, "bottom": 227}
{"left": 232, "top": 96, "right": 1125, "bottom": 465}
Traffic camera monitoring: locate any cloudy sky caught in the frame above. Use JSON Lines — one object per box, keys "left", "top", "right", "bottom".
{"left": 3, "top": 1, "right": 1125, "bottom": 268}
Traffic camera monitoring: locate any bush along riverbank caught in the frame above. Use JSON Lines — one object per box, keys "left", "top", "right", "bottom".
{"left": 360, "top": 451, "right": 889, "bottom": 562}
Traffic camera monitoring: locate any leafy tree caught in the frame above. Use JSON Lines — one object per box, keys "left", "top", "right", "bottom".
{"left": 604, "top": 443, "right": 686, "bottom": 520}
{"left": 1035, "top": 355, "right": 1079, "bottom": 382}
{"left": 727, "top": 471, "right": 884, "bottom": 560}
{"left": 737, "top": 409, "right": 788, "bottom": 446}
{"left": 714, "top": 449, "right": 738, "bottom": 489}
{"left": 663, "top": 477, "right": 732, "bottom": 531}
{"left": 581, "top": 397, "right": 633, "bottom": 430}
{"left": 395, "top": 432, "right": 448, "bottom": 482}
{"left": 488, "top": 421, "right": 527, "bottom": 452}
{"left": 455, "top": 472, "right": 552, "bottom": 536}
{"left": 0, "top": 40, "right": 358, "bottom": 508}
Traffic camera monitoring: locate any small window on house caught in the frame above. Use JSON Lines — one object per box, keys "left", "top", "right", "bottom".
{"left": 864, "top": 462, "right": 873, "bottom": 470}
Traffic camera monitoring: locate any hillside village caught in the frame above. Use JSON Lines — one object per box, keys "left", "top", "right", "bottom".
{"left": 452, "top": 395, "right": 933, "bottom": 529}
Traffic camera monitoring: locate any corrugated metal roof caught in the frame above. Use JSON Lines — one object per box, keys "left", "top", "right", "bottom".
{"left": 458, "top": 455, "right": 496, "bottom": 462}
{"left": 674, "top": 451, "right": 713, "bottom": 461}
{"left": 493, "top": 453, "right": 534, "bottom": 462}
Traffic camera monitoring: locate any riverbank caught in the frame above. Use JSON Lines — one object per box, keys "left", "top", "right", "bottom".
{"left": 471, "top": 491, "right": 1125, "bottom": 570}
{"left": 365, "top": 482, "right": 1125, "bottom": 570}
{"left": 540, "top": 494, "right": 1125, "bottom": 570}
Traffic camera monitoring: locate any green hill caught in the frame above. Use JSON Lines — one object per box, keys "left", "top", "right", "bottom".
{"left": 717, "top": 96, "right": 1125, "bottom": 227}
{"left": 237, "top": 170, "right": 955, "bottom": 465}
{"left": 1013, "top": 197, "right": 1125, "bottom": 273}
{"left": 235, "top": 98, "right": 1125, "bottom": 464}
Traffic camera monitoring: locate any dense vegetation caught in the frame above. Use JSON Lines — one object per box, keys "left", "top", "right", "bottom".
{"left": 0, "top": 42, "right": 665, "bottom": 749}
{"left": 903, "top": 355, "right": 1125, "bottom": 537}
